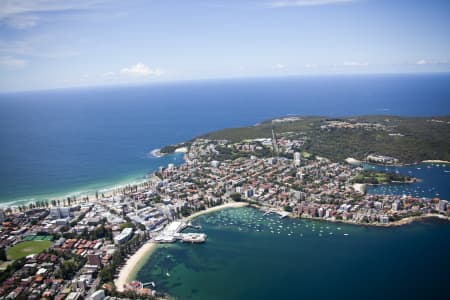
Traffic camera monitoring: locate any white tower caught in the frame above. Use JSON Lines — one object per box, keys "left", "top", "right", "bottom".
{"left": 271, "top": 127, "right": 279, "bottom": 157}
{"left": 294, "top": 151, "right": 301, "bottom": 166}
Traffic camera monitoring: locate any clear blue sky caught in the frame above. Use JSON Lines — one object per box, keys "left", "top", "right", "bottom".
{"left": 1, "top": 0, "right": 450, "bottom": 92}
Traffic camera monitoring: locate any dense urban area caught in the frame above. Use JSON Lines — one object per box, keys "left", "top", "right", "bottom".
{"left": 1, "top": 117, "right": 449, "bottom": 300}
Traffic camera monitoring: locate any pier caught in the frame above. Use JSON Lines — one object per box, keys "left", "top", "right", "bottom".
{"left": 142, "top": 282, "right": 156, "bottom": 288}
{"left": 262, "top": 208, "right": 290, "bottom": 219}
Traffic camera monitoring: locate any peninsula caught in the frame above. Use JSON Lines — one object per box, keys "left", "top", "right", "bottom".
{"left": 0, "top": 115, "right": 449, "bottom": 299}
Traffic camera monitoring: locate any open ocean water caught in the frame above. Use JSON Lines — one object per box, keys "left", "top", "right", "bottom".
{"left": 0, "top": 74, "right": 449, "bottom": 205}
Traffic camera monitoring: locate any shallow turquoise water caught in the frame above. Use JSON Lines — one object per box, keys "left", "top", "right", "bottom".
{"left": 137, "top": 207, "right": 450, "bottom": 300}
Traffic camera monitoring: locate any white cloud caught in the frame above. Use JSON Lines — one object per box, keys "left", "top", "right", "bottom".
{"left": 343, "top": 61, "right": 369, "bottom": 67}
{"left": 0, "top": 0, "right": 108, "bottom": 29}
{"left": 416, "top": 59, "right": 427, "bottom": 65}
{"left": 270, "top": 0, "right": 355, "bottom": 8}
{"left": 0, "top": 56, "right": 26, "bottom": 68}
{"left": 0, "top": 37, "right": 81, "bottom": 62}
{"left": 102, "top": 71, "right": 115, "bottom": 77}
{"left": 120, "top": 63, "right": 164, "bottom": 77}
{"left": 4, "top": 14, "right": 39, "bottom": 29}
{"left": 304, "top": 63, "right": 319, "bottom": 68}
{"left": 273, "top": 63, "right": 286, "bottom": 69}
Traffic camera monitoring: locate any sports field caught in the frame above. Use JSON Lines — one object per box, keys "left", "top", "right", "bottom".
{"left": 7, "top": 240, "right": 53, "bottom": 260}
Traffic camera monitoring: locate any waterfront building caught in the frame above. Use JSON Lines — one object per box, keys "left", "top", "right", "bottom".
{"left": 392, "top": 200, "right": 401, "bottom": 211}
{"left": 366, "top": 154, "right": 399, "bottom": 165}
{"left": 114, "top": 228, "right": 133, "bottom": 244}
{"left": 353, "top": 183, "right": 367, "bottom": 195}
{"left": 438, "top": 200, "right": 448, "bottom": 212}
{"left": 379, "top": 215, "right": 389, "bottom": 224}
{"left": 318, "top": 207, "right": 324, "bottom": 218}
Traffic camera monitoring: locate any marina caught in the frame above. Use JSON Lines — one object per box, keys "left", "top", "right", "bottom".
{"left": 137, "top": 206, "right": 450, "bottom": 300}
{"left": 261, "top": 207, "right": 290, "bottom": 219}
{"left": 364, "top": 163, "right": 450, "bottom": 200}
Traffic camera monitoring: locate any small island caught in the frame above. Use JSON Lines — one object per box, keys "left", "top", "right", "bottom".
{"left": 352, "top": 170, "right": 415, "bottom": 185}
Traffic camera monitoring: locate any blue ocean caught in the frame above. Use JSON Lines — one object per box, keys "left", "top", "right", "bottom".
{"left": 1, "top": 74, "right": 450, "bottom": 205}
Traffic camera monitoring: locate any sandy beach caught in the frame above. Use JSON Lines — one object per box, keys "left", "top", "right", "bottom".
{"left": 386, "top": 214, "right": 450, "bottom": 226}
{"left": 175, "top": 146, "right": 188, "bottom": 153}
{"left": 115, "top": 242, "right": 158, "bottom": 292}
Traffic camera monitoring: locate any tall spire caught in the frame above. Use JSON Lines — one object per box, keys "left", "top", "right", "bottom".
{"left": 271, "top": 125, "right": 279, "bottom": 158}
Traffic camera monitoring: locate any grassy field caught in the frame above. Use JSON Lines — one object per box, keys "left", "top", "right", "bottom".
{"left": 7, "top": 240, "right": 53, "bottom": 260}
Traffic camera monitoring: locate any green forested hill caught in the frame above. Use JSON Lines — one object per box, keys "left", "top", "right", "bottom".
{"left": 198, "top": 115, "right": 450, "bottom": 163}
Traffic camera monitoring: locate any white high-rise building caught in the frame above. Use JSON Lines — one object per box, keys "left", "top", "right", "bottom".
{"left": 438, "top": 200, "right": 448, "bottom": 212}
{"left": 294, "top": 152, "right": 301, "bottom": 166}
{"left": 50, "top": 207, "right": 71, "bottom": 219}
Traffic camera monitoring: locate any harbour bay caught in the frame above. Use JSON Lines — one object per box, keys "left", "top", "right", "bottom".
{"left": 137, "top": 206, "right": 450, "bottom": 300}
{"left": 135, "top": 163, "right": 450, "bottom": 300}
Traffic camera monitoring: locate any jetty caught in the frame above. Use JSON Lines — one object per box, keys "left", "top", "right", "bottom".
{"left": 143, "top": 282, "right": 156, "bottom": 288}
{"left": 262, "top": 208, "right": 290, "bottom": 219}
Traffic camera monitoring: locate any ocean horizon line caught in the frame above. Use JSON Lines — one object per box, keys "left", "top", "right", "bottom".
{"left": 2, "top": 71, "right": 450, "bottom": 95}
